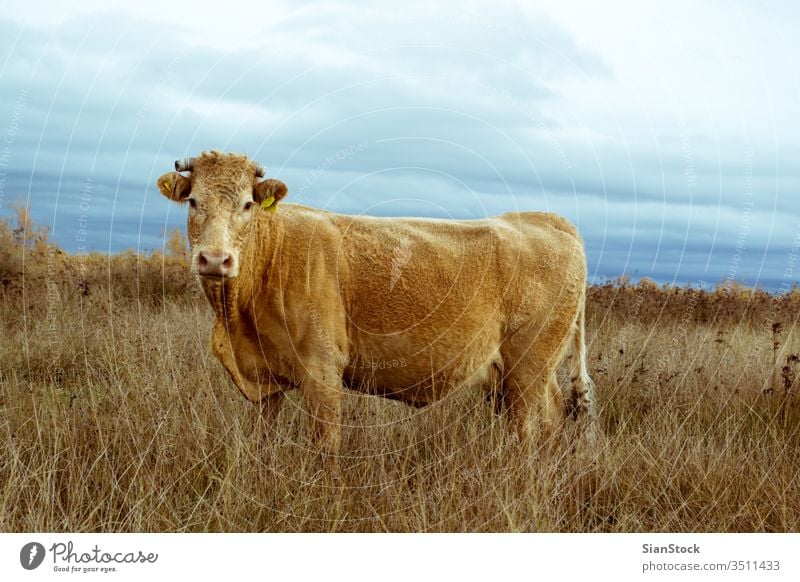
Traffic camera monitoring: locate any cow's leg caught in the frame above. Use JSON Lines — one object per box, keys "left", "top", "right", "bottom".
{"left": 541, "top": 375, "right": 565, "bottom": 440}
{"left": 504, "top": 369, "right": 564, "bottom": 450}
{"left": 563, "top": 299, "right": 598, "bottom": 450}
{"left": 485, "top": 361, "right": 506, "bottom": 416}
{"left": 251, "top": 392, "right": 284, "bottom": 462}
{"left": 259, "top": 392, "right": 285, "bottom": 437}
{"left": 211, "top": 322, "right": 285, "bottom": 439}
{"left": 299, "top": 367, "right": 343, "bottom": 474}
{"left": 566, "top": 297, "right": 597, "bottom": 424}
{"left": 501, "top": 316, "right": 571, "bottom": 452}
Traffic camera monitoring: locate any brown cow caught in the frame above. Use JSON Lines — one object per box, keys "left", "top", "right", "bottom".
{"left": 157, "top": 151, "right": 595, "bottom": 467}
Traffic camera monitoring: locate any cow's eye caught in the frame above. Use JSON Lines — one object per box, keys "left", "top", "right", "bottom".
{"left": 187, "top": 198, "right": 197, "bottom": 209}
{"left": 243, "top": 201, "right": 253, "bottom": 211}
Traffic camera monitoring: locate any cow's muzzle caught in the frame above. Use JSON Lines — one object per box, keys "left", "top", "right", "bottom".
{"left": 196, "top": 249, "right": 237, "bottom": 279}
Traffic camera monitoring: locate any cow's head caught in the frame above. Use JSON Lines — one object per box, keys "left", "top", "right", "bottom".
{"left": 157, "top": 151, "right": 287, "bottom": 279}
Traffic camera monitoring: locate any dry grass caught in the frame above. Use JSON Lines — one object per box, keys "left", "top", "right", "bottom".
{"left": 1, "top": 209, "right": 799, "bottom": 532}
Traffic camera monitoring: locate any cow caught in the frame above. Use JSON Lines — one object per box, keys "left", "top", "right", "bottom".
{"left": 157, "top": 151, "right": 596, "bottom": 469}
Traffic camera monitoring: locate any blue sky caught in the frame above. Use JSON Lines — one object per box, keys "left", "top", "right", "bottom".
{"left": 0, "top": 0, "right": 798, "bottom": 289}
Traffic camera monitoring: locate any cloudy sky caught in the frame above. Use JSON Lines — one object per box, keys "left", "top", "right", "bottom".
{"left": 0, "top": 0, "right": 798, "bottom": 289}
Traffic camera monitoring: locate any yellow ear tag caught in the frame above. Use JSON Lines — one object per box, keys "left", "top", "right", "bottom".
{"left": 163, "top": 177, "right": 172, "bottom": 191}
{"left": 261, "top": 195, "right": 277, "bottom": 213}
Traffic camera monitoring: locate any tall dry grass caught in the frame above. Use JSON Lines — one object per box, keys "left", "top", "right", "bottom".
{"left": 0, "top": 209, "right": 799, "bottom": 532}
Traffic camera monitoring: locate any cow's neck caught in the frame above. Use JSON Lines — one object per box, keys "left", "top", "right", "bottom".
{"left": 203, "top": 278, "right": 241, "bottom": 328}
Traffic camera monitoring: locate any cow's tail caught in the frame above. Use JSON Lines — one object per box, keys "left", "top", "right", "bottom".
{"left": 567, "top": 292, "right": 596, "bottom": 423}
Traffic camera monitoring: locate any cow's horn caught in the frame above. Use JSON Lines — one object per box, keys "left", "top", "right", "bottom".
{"left": 253, "top": 162, "right": 266, "bottom": 178}
{"left": 175, "top": 157, "right": 195, "bottom": 172}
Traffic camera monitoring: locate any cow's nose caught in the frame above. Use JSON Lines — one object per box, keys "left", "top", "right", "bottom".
{"left": 197, "top": 250, "right": 235, "bottom": 278}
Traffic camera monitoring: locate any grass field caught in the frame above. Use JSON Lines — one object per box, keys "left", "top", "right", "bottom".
{"left": 1, "top": 210, "right": 799, "bottom": 532}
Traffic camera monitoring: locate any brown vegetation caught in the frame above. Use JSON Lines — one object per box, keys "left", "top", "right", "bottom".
{"left": 1, "top": 209, "right": 798, "bottom": 532}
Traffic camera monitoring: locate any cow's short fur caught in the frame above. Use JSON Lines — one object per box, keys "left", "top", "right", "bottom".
{"left": 158, "top": 151, "right": 596, "bottom": 464}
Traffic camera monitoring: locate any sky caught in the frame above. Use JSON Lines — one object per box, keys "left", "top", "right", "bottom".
{"left": 0, "top": 0, "right": 798, "bottom": 289}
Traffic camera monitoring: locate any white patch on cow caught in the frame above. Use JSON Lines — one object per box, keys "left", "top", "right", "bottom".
{"left": 389, "top": 236, "right": 413, "bottom": 291}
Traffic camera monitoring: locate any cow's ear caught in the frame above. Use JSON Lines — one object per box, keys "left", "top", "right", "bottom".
{"left": 157, "top": 172, "right": 192, "bottom": 202}
{"left": 253, "top": 179, "right": 288, "bottom": 211}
